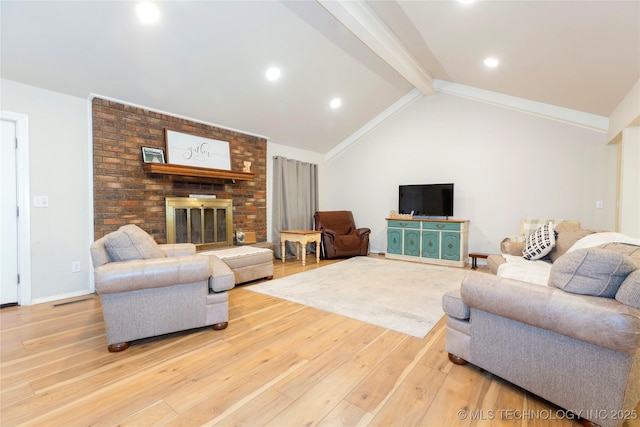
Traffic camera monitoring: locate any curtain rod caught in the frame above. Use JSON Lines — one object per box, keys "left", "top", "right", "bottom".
{"left": 273, "top": 156, "right": 317, "bottom": 166}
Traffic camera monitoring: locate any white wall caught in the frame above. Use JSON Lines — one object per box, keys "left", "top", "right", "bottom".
{"left": 265, "top": 142, "right": 327, "bottom": 243}
{"left": 608, "top": 80, "right": 640, "bottom": 237}
{"left": 607, "top": 78, "right": 640, "bottom": 143}
{"left": 324, "top": 93, "right": 617, "bottom": 254}
{"left": 1, "top": 79, "right": 92, "bottom": 303}
{"left": 619, "top": 127, "right": 640, "bottom": 237}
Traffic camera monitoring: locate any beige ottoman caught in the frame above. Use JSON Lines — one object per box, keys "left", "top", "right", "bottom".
{"left": 199, "top": 246, "right": 274, "bottom": 285}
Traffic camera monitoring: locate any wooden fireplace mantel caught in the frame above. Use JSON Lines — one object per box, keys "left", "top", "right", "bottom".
{"left": 142, "top": 163, "right": 254, "bottom": 181}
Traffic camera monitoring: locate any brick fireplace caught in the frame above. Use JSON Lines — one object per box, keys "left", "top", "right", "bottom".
{"left": 92, "top": 98, "right": 267, "bottom": 244}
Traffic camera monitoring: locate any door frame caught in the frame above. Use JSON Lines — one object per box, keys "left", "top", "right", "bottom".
{"left": 1, "top": 111, "right": 31, "bottom": 305}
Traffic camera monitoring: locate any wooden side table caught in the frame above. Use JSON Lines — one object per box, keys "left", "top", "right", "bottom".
{"left": 280, "top": 230, "right": 321, "bottom": 266}
{"left": 469, "top": 252, "right": 489, "bottom": 269}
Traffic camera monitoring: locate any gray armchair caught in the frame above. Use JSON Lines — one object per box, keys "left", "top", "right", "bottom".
{"left": 90, "top": 225, "right": 234, "bottom": 352}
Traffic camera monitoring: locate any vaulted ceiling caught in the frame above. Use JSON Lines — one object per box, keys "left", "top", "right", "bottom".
{"left": 1, "top": 1, "right": 638, "bottom": 154}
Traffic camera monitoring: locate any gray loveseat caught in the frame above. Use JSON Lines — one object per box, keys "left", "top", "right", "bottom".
{"left": 443, "top": 243, "right": 640, "bottom": 427}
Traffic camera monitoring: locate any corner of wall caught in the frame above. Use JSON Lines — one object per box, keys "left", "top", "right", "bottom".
{"left": 607, "top": 78, "right": 640, "bottom": 143}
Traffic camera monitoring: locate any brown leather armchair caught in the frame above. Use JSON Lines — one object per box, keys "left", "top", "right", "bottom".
{"left": 314, "top": 211, "right": 371, "bottom": 259}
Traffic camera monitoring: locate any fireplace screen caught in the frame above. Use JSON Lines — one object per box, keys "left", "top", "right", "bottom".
{"left": 165, "top": 197, "right": 233, "bottom": 250}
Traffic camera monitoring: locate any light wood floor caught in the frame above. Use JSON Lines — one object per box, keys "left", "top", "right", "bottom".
{"left": 0, "top": 256, "right": 624, "bottom": 426}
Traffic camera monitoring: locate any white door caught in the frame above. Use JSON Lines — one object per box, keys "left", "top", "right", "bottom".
{"left": 1, "top": 119, "right": 19, "bottom": 305}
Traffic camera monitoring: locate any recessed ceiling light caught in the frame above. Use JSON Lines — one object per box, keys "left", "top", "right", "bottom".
{"left": 266, "top": 67, "right": 281, "bottom": 82}
{"left": 330, "top": 98, "right": 342, "bottom": 109}
{"left": 136, "top": 2, "right": 160, "bottom": 24}
{"left": 484, "top": 57, "right": 499, "bottom": 68}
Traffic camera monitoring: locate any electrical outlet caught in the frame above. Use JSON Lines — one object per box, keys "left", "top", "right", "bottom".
{"left": 71, "top": 262, "right": 81, "bottom": 273}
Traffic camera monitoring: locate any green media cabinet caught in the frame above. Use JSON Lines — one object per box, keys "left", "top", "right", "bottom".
{"left": 385, "top": 218, "right": 469, "bottom": 267}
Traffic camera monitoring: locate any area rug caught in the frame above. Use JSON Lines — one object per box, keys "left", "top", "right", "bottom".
{"left": 245, "top": 256, "right": 468, "bottom": 338}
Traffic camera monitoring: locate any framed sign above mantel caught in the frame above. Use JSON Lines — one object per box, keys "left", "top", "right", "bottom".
{"left": 165, "top": 129, "right": 231, "bottom": 170}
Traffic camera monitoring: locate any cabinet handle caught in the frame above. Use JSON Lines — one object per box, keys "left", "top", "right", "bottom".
{"left": 436, "top": 224, "right": 445, "bottom": 229}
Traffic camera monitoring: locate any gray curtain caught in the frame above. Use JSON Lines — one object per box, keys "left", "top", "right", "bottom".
{"left": 272, "top": 156, "right": 319, "bottom": 259}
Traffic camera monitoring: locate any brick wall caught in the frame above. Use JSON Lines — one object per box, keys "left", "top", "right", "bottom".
{"left": 92, "top": 98, "right": 267, "bottom": 244}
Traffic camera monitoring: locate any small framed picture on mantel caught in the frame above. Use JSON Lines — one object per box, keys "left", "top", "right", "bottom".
{"left": 142, "top": 147, "right": 165, "bottom": 163}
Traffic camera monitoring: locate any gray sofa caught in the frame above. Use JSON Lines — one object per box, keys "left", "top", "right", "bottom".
{"left": 90, "top": 225, "right": 235, "bottom": 352}
{"left": 443, "top": 243, "right": 640, "bottom": 427}
{"left": 487, "top": 219, "right": 588, "bottom": 275}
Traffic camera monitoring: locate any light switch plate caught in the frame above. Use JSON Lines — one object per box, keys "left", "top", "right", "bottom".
{"left": 33, "top": 196, "right": 49, "bottom": 208}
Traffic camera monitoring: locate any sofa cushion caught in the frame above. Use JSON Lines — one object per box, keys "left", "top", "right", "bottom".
{"left": 90, "top": 236, "right": 111, "bottom": 268}
{"left": 104, "top": 224, "right": 165, "bottom": 262}
{"left": 549, "top": 248, "right": 638, "bottom": 297}
{"left": 206, "top": 255, "right": 236, "bottom": 293}
{"left": 500, "top": 240, "right": 525, "bottom": 256}
{"left": 615, "top": 269, "right": 640, "bottom": 309}
{"left": 201, "top": 246, "right": 273, "bottom": 269}
{"left": 549, "top": 223, "right": 595, "bottom": 263}
{"left": 553, "top": 221, "right": 582, "bottom": 234}
{"left": 442, "top": 289, "right": 470, "bottom": 320}
{"left": 520, "top": 218, "right": 577, "bottom": 239}
{"left": 597, "top": 242, "right": 640, "bottom": 262}
{"left": 487, "top": 254, "right": 507, "bottom": 275}
{"left": 522, "top": 223, "right": 556, "bottom": 260}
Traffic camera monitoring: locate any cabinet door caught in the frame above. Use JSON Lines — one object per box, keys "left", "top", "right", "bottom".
{"left": 404, "top": 229, "right": 421, "bottom": 256}
{"left": 387, "top": 228, "right": 403, "bottom": 254}
{"left": 441, "top": 231, "right": 461, "bottom": 261}
{"left": 421, "top": 230, "right": 440, "bottom": 259}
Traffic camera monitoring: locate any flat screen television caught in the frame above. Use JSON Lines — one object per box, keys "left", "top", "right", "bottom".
{"left": 398, "top": 183, "right": 454, "bottom": 218}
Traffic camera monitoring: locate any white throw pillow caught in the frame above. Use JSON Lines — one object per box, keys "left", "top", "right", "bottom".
{"left": 522, "top": 223, "right": 556, "bottom": 260}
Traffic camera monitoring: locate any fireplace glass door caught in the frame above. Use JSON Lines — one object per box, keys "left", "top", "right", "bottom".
{"left": 166, "top": 198, "right": 233, "bottom": 250}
